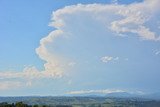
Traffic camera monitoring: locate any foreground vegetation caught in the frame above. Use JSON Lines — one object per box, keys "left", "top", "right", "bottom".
{"left": 0, "top": 102, "right": 72, "bottom": 107}
{"left": 0, "top": 97, "right": 160, "bottom": 107}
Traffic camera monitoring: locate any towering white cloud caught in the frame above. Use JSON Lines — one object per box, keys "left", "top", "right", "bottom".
{"left": 36, "top": 0, "right": 160, "bottom": 79}
{"left": 0, "top": 0, "right": 160, "bottom": 89}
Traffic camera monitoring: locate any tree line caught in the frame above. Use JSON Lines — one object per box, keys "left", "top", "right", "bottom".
{"left": 0, "top": 102, "right": 72, "bottom": 107}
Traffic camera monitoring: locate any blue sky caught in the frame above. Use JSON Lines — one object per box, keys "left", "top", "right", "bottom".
{"left": 0, "top": 0, "right": 160, "bottom": 96}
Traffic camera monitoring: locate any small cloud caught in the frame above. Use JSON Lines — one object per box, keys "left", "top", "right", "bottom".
{"left": 68, "top": 62, "right": 76, "bottom": 67}
{"left": 101, "top": 56, "right": 119, "bottom": 63}
{"left": 155, "top": 50, "right": 160, "bottom": 55}
{"left": 101, "top": 56, "right": 113, "bottom": 63}
{"left": 114, "top": 57, "right": 119, "bottom": 61}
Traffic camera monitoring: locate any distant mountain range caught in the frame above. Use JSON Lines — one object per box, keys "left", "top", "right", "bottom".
{"left": 65, "top": 91, "right": 160, "bottom": 100}
{"left": 65, "top": 92, "right": 138, "bottom": 97}
{"left": 105, "top": 92, "right": 138, "bottom": 98}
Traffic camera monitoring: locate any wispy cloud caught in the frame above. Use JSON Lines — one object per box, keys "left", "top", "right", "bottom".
{"left": 66, "top": 89, "right": 145, "bottom": 95}
{"left": 0, "top": 81, "right": 22, "bottom": 90}
{"left": 155, "top": 50, "right": 160, "bottom": 55}
{"left": 111, "top": 0, "right": 118, "bottom": 4}
{"left": 101, "top": 56, "right": 119, "bottom": 63}
{"left": 66, "top": 89, "right": 125, "bottom": 95}
{"left": 110, "top": 0, "right": 160, "bottom": 41}
{"left": 101, "top": 56, "right": 113, "bottom": 63}
{"left": 114, "top": 57, "right": 119, "bottom": 61}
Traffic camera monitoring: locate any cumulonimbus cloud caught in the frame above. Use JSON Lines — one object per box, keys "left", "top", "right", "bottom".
{"left": 0, "top": 0, "right": 160, "bottom": 89}
{"left": 36, "top": 0, "right": 160, "bottom": 78}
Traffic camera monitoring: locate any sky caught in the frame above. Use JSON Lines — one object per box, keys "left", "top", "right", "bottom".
{"left": 0, "top": 0, "right": 160, "bottom": 96}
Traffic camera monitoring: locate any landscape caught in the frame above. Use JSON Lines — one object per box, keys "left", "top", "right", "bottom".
{"left": 1, "top": 92, "right": 160, "bottom": 107}
{"left": 0, "top": 0, "right": 160, "bottom": 106}
{"left": 1, "top": 95, "right": 160, "bottom": 107}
